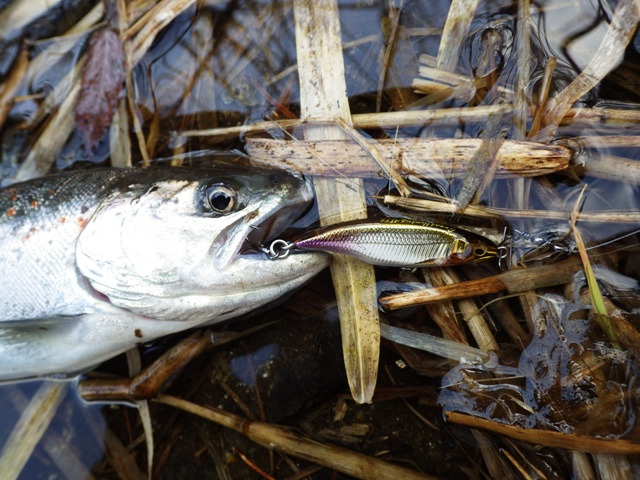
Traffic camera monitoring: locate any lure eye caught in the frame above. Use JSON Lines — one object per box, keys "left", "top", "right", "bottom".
{"left": 474, "top": 246, "right": 488, "bottom": 257}
{"left": 205, "top": 184, "right": 236, "bottom": 214}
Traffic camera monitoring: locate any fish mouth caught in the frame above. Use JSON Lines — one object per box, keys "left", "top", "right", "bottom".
{"left": 212, "top": 181, "right": 316, "bottom": 270}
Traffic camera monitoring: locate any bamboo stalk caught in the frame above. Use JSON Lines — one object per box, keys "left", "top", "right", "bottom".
{"left": 445, "top": 411, "right": 640, "bottom": 454}
{"left": 383, "top": 195, "right": 640, "bottom": 223}
{"left": 157, "top": 395, "right": 439, "bottom": 480}
{"left": 379, "top": 256, "right": 583, "bottom": 310}
{"left": 246, "top": 137, "right": 570, "bottom": 178}
{"left": 293, "top": 0, "right": 379, "bottom": 404}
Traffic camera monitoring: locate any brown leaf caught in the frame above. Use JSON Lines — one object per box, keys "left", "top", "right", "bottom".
{"left": 75, "top": 28, "right": 126, "bottom": 152}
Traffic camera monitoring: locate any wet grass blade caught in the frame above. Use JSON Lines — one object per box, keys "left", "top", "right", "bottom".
{"left": 570, "top": 191, "right": 620, "bottom": 348}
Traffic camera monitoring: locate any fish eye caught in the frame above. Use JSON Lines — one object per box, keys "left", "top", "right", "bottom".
{"left": 205, "top": 184, "right": 236, "bottom": 214}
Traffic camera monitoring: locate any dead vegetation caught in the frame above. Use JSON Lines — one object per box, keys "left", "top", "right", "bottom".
{"left": 1, "top": 0, "right": 640, "bottom": 478}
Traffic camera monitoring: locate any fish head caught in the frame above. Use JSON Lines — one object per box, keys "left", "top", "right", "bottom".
{"left": 76, "top": 166, "right": 328, "bottom": 323}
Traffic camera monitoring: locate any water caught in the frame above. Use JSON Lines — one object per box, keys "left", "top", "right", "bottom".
{"left": 0, "top": 0, "right": 639, "bottom": 478}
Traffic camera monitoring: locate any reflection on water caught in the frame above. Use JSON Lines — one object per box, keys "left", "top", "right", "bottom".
{"left": 0, "top": 0, "right": 639, "bottom": 478}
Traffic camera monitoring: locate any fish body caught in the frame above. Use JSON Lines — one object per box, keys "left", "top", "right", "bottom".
{"left": 291, "top": 218, "right": 498, "bottom": 267}
{"left": 0, "top": 166, "right": 328, "bottom": 380}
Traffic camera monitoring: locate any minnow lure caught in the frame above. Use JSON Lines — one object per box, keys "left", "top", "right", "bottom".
{"left": 267, "top": 218, "right": 498, "bottom": 267}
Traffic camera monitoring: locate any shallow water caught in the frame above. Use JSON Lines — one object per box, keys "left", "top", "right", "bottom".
{"left": 1, "top": 0, "right": 640, "bottom": 478}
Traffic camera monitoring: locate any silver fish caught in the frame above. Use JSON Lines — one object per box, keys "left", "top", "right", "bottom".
{"left": 0, "top": 166, "right": 328, "bottom": 381}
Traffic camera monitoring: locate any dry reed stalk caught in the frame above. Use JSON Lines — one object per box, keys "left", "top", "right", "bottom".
{"left": 412, "top": 65, "right": 512, "bottom": 97}
{"left": 379, "top": 256, "right": 583, "bottom": 310}
{"left": 501, "top": 449, "right": 530, "bottom": 479}
{"left": 376, "top": 1, "right": 402, "bottom": 112}
{"left": 445, "top": 411, "right": 640, "bottom": 454}
{"left": 20, "top": 4, "right": 104, "bottom": 94}
{"left": 181, "top": 105, "right": 640, "bottom": 143}
{"left": 4, "top": 387, "right": 96, "bottom": 480}
{"left": 560, "top": 107, "right": 640, "bottom": 126}
{"left": 422, "top": 268, "right": 469, "bottom": 345}
{"left": 14, "top": 81, "right": 80, "bottom": 182}
{"left": 157, "top": 395, "right": 440, "bottom": 480}
{"left": 337, "top": 119, "right": 410, "bottom": 196}
{"left": 514, "top": 0, "right": 531, "bottom": 140}
{"left": 109, "top": 98, "right": 132, "bottom": 167}
{"left": 559, "top": 135, "right": 640, "bottom": 148}
{"left": 436, "top": 0, "right": 479, "bottom": 72}
{"left": 487, "top": 298, "right": 531, "bottom": 346}
{"left": 571, "top": 452, "right": 596, "bottom": 479}
{"left": 293, "top": 0, "right": 379, "bottom": 405}
{"left": 592, "top": 453, "right": 633, "bottom": 479}
{"left": 0, "top": 0, "right": 59, "bottom": 40}
{"left": 528, "top": 57, "right": 556, "bottom": 138}
{"left": 0, "top": 48, "right": 29, "bottom": 131}
{"left": 582, "top": 154, "right": 640, "bottom": 184}
{"left": 454, "top": 112, "right": 506, "bottom": 210}
{"left": 465, "top": 267, "right": 531, "bottom": 346}
{"left": 0, "top": 383, "right": 68, "bottom": 480}
{"left": 437, "top": 268, "right": 499, "bottom": 352}
{"left": 183, "top": 104, "right": 512, "bottom": 140}
{"left": 245, "top": 137, "right": 569, "bottom": 178}
{"left": 540, "top": 0, "right": 640, "bottom": 138}
{"left": 472, "top": 431, "right": 515, "bottom": 479}
{"left": 383, "top": 195, "right": 640, "bottom": 223}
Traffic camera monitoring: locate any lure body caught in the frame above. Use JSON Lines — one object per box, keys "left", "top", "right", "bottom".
{"left": 289, "top": 218, "right": 498, "bottom": 267}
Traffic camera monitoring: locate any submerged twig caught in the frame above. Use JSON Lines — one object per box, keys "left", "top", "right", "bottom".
{"left": 445, "top": 411, "right": 640, "bottom": 454}
{"left": 379, "top": 256, "right": 583, "bottom": 310}
{"left": 156, "top": 394, "right": 440, "bottom": 480}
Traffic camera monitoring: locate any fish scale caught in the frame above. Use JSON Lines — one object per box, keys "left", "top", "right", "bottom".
{"left": 0, "top": 170, "right": 124, "bottom": 321}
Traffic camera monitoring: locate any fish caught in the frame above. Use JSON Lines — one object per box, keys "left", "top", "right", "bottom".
{"left": 270, "top": 218, "right": 498, "bottom": 267}
{"left": 0, "top": 165, "right": 329, "bottom": 381}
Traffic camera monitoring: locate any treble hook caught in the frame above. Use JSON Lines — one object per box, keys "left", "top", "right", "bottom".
{"left": 497, "top": 227, "right": 512, "bottom": 271}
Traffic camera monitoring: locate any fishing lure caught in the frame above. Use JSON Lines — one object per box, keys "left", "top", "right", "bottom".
{"left": 267, "top": 218, "right": 499, "bottom": 267}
